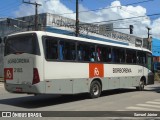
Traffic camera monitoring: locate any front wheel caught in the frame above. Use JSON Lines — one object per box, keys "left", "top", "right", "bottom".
{"left": 89, "top": 81, "right": 102, "bottom": 99}
{"left": 136, "top": 80, "right": 145, "bottom": 91}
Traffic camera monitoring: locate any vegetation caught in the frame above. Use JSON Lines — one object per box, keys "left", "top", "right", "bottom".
{"left": 154, "top": 72, "right": 160, "bottom": 81}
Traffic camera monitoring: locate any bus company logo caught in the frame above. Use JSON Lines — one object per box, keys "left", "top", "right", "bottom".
{"left": 89, "top": 63, "right": 104, "bottom": 78}
{"left": 113, "top": 68, "right": 132, "bottom": 73}
{"left": 4, "top": 68, "right": 13, "bottom": 80}
{"left": 94, "top": 68, "right": 99, "bottom": 76}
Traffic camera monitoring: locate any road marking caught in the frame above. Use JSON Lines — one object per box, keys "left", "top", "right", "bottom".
{"left": 137, "top": 104, "right": 160, "bottom": 108}
{"left": 126, "top": 106, "right": 159, "bottom": 111}
{"left": 146, "top": 101, "right": 160, "bottom": 105}
{"left": 0, "top": 84, "right": 4, "bottom": 88}
{"left": 126, "top": 98, "right": 160, "bottom": 111}
{"left": 116, "top": 110, "right": 126, "bottom": 111}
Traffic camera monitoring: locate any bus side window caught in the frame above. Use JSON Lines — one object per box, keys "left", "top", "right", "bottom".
{"left": 112, "top": 48, "right": 125, "bottom": 63}
{"left": 65, "top": 41, "right": 76, "bottom": 61}
{"left": 45, "top": 38, "right": 58, "bottom": 60}
{"left": 59, "top": 40, "right": 76, "bottom": 61}
{"left": 112, "top": 48, "right": 118, "bottom": 63}
{"left": 106, "top": 47, "right": 112, "bottom": 62}
{"left": 126, "top": 49, "right": 136, "bottom": 64}
{"left": 119, "top": 49, "right": 125, "bottom": 63}
{"left": 78, "top": 45, "right": 83, "bottom": 61}
{"left": 111, "top": 50, "right": 115, "bottom": 62}
{"left": 97, "top": 47, "right": 101, "bottom": 61}
{"left": 59, "top": 42, "right": 64, "bottom": 60}
{"left": 77, "top": 43, "right": 95, "bottom": 62}
{"left": 96, "top": 46, "right": 111, "bottom": 62}
{"left": 90, "top": 47, "right": 95, "bottom": 62}
{"left": 137, "top": 51, "right": 146, "bottom": 64}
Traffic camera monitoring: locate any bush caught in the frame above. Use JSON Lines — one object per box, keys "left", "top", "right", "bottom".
{"left": 154, "top": 72, "right": 160, "bottom": 81}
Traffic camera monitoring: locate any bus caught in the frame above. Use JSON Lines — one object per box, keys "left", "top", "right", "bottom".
{"left": 4, "top": 31, "right": 154, "bottom": 98}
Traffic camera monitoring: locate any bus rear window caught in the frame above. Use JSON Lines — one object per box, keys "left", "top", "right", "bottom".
{"left": 5, "top": 33, "right": 40, "bottom": 56}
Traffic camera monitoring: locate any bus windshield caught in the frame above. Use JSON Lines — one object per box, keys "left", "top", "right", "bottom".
{"left": 5, "top": 33, "right": 40, "bottom": 56}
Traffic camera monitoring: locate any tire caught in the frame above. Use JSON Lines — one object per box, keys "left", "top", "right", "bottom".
{"left": 34, "top": 94, "right": 38, "bottom": 96}
{"left": 136, "top": 80, "right": 145, "bottom": 91}
{"left": 89, "top": 80, "right": 102, "bottom": 98}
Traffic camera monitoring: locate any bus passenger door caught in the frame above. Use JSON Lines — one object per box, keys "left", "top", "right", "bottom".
{"left": 147, "top": 53, "right": 154, "bottom": 85}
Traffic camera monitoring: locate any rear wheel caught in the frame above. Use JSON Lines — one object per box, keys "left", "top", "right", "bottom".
{"left": 89, "top": 80, "right": 102, "bottom": 98}
{"left": 136, "top": 80, "right": 145, "bottom": 91}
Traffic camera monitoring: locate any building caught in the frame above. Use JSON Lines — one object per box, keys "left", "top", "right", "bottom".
{"left": 152, "top": 38, "right": 160, "bottom": 71}
{"left": 152, "top": 38, "right": 160, "bottom": 62}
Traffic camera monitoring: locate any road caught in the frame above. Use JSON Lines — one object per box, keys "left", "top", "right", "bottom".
{"left": 0, "top": 81, "right": 160, "bottom": 120}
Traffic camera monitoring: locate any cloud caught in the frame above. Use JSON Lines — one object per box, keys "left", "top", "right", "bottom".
{"left": 79, "top": 0, "right": 152, "bottom": 38}
{"left": 14, "top": 0, "right": 159, "bottom": 39}
{"left": 14, "top": 0, "right": 75, "bottom": 19}
{"left": 14, "top": 4, "right": 35, "bottom": 17}
{"left": 151, "top": 18, "right": 160, "bottom": 39}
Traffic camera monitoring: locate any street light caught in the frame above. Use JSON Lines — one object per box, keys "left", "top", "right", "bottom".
{"left": 0, "top": 37, "right": 2, "bottom": 44}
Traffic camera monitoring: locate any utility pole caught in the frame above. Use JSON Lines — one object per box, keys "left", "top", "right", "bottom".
{"left": 23, "top": 0, "right": 42, "bottom": 31}
{"left": 146, "top": 27, "right": 151, "bottom": 38}
{"left": 75, "top": 0, "right": 79, "bottom": 37}
{"left": 146, "top": 26, "right": 152, "bottom": 50}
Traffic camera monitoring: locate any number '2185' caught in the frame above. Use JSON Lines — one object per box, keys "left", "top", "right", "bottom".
{"left": 14, "top": 68, "right": 23, "bottom": 73}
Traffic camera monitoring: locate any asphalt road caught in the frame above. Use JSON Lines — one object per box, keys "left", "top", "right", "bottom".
{"left": 0, "top": 81, "right": 160, "bottom": 120}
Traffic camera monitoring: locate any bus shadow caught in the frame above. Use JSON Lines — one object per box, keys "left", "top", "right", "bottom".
{"left": 145, "top": 87, "right": 160, "bottom": 93}
{"left": 0, "top": 88, "right": 158, "bottom": 109}
{"left": 101, "top": 88, "right": 137, "bottom": 97}
{"left": 0, "top": 94, "right": 89, "bottom": 109}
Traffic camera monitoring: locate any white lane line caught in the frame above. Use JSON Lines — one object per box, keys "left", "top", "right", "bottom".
{"left": 126, "top": 106, "right": 159, "bottom": 111}
{"left": 137, "top": 104, "right": 160, "bottom": 108}
{"left": 146, "top": 101, "right": 160, "bottom": 105}
{"left": 116, "top": 110, "right": 126, "bottom": 111}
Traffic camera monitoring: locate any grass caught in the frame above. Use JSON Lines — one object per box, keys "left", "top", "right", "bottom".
{"left": 154, "top": 72, "right": 160, "bottom": 81}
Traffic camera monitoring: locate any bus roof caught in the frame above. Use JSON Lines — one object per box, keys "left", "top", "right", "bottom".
{"left": 7, "top": 31, "right": 151, "bottom": 53}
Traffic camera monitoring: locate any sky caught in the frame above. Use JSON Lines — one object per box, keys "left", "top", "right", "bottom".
{"left": 0, "top": 0, "right": 160, "bottom": 39}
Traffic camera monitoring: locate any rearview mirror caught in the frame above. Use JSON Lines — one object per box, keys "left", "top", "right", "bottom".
{"left": 0, "top": 37, "right": 2, "bottom": 44}
{"left": 3, "top": 36, "right": 7, "bottom": 44}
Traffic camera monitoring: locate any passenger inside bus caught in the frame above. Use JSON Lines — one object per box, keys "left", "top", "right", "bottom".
{"left": 59, "top": 43, "right": 64, "bottom": 60}
{"left": 97, "top": 48, "right": 101, "bottom": 61}
{"left": 90, "top": 52, "right": 95, "bottom": 62}
{"left": 78, "top": 46, "right": 83, "bottom": 61}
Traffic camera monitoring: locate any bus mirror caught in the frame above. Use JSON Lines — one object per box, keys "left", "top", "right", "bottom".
{"left": 3, "top": 36, "right": 7, "bottom": 44}
{"left": 0, "top": 37, "right": 2, "bottom": 44}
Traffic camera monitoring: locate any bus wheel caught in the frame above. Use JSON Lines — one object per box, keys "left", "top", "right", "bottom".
{"left": 89, "top": 80, "right": 101, "bottom": 98}
{"left": 136, "top": 80, "right": 145, "bottom": 91}
{"left": 34, "top": 94, "right": 38, "bottom": 96}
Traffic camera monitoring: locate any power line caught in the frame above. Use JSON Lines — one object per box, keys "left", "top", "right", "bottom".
{"left": 54, "top": 0, "right": 154, "bottom": 16}
{"left": 80, "top": 13, "right": 160, "bottom": 25}
{"left": 119, "top": 7, "right": 146, "bottom": 18}
{"left": 23, "top": 0, "right": 42, "bottom": 31}
{"left": 79, "top": 0, "right": 154, "bottom": 13}
{"left": 125, "top": 0, "right": 154, "bottom": 6}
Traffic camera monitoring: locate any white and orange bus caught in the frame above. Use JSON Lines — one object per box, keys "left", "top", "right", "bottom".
{"left": 4, "top": 31, "right": 154, "bottom": 98}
